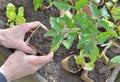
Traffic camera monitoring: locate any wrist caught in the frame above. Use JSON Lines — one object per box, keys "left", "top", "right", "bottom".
{"left": 0, "top": 72, "right": 7, "bottom": 82}
{"left": 0, "top": 67, "right": 12, "bottom": 82}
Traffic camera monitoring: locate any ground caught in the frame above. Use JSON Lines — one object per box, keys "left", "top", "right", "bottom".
{"left": 0, "top": 0, "right": 120, "bottom": 82}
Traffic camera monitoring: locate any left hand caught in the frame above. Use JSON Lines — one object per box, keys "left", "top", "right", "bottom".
{"left": 0, "top": 21, "right": 40, "bottom": 54}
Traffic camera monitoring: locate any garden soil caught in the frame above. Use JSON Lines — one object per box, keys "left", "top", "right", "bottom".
{"left": 0, "top": 0, "right": 120, "bottom": 82}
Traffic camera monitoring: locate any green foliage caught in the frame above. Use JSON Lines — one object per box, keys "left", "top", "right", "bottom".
{"left": 6, "top": 3, "right": 26, "bottom": 27}
{"left": 100, "top": 6, "right": 110, "bottom": 18}
{"left": 75, "top": 51, "right": 95, "bottom": 71}
{"left": 75, "top": 55, "right": 85, "bottom": 66}
{"left": 6, "top": 3, "right": 16, "bottom": 22}
{"left": 75, "top": 0, "right": 88, "bottom": 10}
{"left": 89, "top": 1, "right": 100, "bottom": 18}
{"left": 15, "top": 7, "right": 26, "bottom": 25}
{"left": 50, "top": 17, "right": 63, "bottom": 32}
{"left": 110, "top": 7, "right": 120, "bottom": 20}
{"left": 84, "top": 62, "right": 94, "bottom": 71}
{"left": 112, "top": 0, "right": 118, "bottom": 3}
{"left": 51, "top": 34, "right": 64, "bottom": 52}
{"left": 32, "top": 0, "right": 72, "bottom": 11}
{"left": 45, "top": 0, "right": 120, "bottom": 71}
{"left": 43, "top": 0, "right": 120, "bottom": 71}
{"left": 90, "top": 46, "right": 99, "bottom": 62}
{"left": 111, "top": 56, "right": 120, "bottom": 64}
{"left": 62, "top": 32, "right": 76, "bottom": 49}
{"left": 33, "top": 0, "right": 43, "bottom": 11}
{"left": 53, "top": 1, "right": 71, "bottom": 10}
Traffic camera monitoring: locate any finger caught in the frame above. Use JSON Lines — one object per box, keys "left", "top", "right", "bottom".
{"left": 24, "top": 21, "right": 41, "bottom": 32}
{"left": 18, "top": 42, "right": 37, "bottom": 55}
{"left": 40, "top": 52, "right": 54, "bottom": 63}
{"left": 13, "top": 50, "right": 26, "bottom": 56}
{"left": 28, "top": 52, "right": 54, "bottom": 65}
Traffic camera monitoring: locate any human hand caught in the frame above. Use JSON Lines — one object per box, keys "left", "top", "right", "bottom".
{"left": 0, "top": 21, "right": 41, "bottom": 54}
{"left": 0, "top": 50, "right": 53, "bottom": 82}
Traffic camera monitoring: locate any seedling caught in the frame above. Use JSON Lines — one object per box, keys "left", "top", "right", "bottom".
{"left": 6, "top": 3, "right": 26, "bottom": 27}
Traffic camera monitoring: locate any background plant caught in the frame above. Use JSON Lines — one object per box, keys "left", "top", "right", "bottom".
{"left": 6, "top": 3, "right": 26, "bottom": 27}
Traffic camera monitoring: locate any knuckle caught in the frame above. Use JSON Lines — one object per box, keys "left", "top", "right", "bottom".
{"left": 27, "top": 56, "right": 39, "bottom": 65}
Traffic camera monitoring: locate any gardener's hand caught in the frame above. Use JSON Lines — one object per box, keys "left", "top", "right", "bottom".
{"left": 0, "top": 50, "right": 53, "bottom": 82}
{"left": 0, "top": 21, "right": 40, "bottom": 54}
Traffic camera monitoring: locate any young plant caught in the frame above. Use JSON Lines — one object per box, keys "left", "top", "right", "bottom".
{"left": 45, "top": 0, "right": 120, "bottom": 71}
{"left": 6, "top": 3, "right": 26, "bottom": 27}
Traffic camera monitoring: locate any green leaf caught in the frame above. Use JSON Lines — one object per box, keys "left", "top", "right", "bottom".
{"left": 111, "top": 56, "right": 120, "bottom": 64}
{"left": 83, "top": 62, "right": 94, "bottom": 71}
{"left": 112, "top": 0, "right": 118, "bottom": 3}
{"left": 96, "top": 32, "right": 111, "bottom": 44}
{"left": 15, "top": 16, "right": 26, "bottom": 25}
{"left": 89, "top": 2, "right": 100, "bottom": 18}
{"left": 74, "top": 13, "right": 99, "bottom": 34}
{"left": 97, "top": 19, "right": 109, "bottom": 30}
{"left": 75, "top": 0, "right": 88, "bottom": 10}
{"left": 44, "top": 29, "right": 58, "bottom": 37}
{"left": 51, "top": 34, "right": 64, "bottom": 52}
{"left": 75, "top": 55, "right": 85, "bottom": 66}
{"left": 62, "top": 15, "right": 74, "bottom": 28}
{"left": 53, "top": 1, "right": 71, "bottom": 10}
{"left": 50, "top": 17, "right": 63, "bottom": 31}
{"left": 98, "top": 19, "right": 115, "bottom": 30}
{"left": 6, "top": 3, "right": 16, "bottom": 21}
{"left": 33, "top": 0, "right": 43, "bottom": 11}
{"left": 62, "top": 32, "right": 76, "bottom": 49}
{"left": 112, "top": 14, "right": 120, "bottom": 20}
{"left": 47, "top": 0, "right": 52, "bottom": 4}
{"left": 111, "top": 7, "right": 120, "bottom": 20}
{"left": 105, "top": 2, "right": 113, "bottom": 10}
{"left": 108, "top": 29, "right": 118, "bottom": 38}
{"left": 9, "top": 22, "right": 15, "bottom": 27}
{"left": 85, "top": 42, "right": 93, "bottom": 52}
{"left": 17, "top": 7, "right": 24, "bottom": 17}
{"left": 15, "top": 7, "right": 26, "bottom": 25}
{"left": 96, "top": 29, "right": 118, "bottom": 44}
{"left": 74, "top": 13, "right": 90, "bottom": 29}
{"left": 111, "top": 7, "right": 120, "bottom": 14}
{"left": 90, "top": 46, "right": 99, "bottom": 62}
{"left": 77, "top": 35, "right": 91, "bottom": 49}
{"left": 101, "top": 6, "right": 110, "bottom": 18}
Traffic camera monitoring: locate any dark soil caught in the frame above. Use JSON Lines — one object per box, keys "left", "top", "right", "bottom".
{"left": 0, "top": 0, "right": 119, "bottom": 82}
{"left": 89, "top": 60, "right": 111, "bottom": 82}
{"left": 29, "top": 27, "right": 52, "bottom": 55}
{"left": 67, "top": 55, "right": 81, "bottom": 72}
{"left": 106, "top": 45, "right": 120, "bottom": 59}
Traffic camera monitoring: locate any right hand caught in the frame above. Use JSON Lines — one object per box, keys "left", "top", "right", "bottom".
{"left": 0, "top": 50, "right": 53, "bottom": 82}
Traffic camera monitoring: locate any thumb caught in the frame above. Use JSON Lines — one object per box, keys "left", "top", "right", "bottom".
{"left": 35, "top": 52, "right": 54, "bottom": 64}
{"left": 19, "top": 42, "right": 37, "bottom": 55}
{"left": 41, "top": 52, "right": 54, "bottom": 63}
